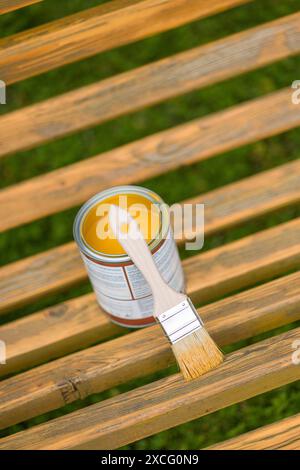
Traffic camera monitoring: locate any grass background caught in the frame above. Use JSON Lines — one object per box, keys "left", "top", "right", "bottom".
{"left": 0, "top": 0, "right": 299, "bottom": 449}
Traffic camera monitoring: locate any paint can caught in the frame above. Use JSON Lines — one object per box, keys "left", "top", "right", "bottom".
{"left": 73, "top": 185, "right": 185, "bottom": 328}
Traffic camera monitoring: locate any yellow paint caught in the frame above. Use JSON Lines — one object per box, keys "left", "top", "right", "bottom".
{"left": 82, "top": 193, "right": 161, "bottom": 255}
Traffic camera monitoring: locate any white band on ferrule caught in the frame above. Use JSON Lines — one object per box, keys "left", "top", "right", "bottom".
{"left": 157, "top": 299, "right": 203, "bottom": 344}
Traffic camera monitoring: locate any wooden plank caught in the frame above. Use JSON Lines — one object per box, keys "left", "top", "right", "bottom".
{"left": 0, "top": 242, "right": 83, "bottom": 315}
{"left": 1, "top": 270, "right": 299, "bottom": 428}
{"left": 1, "top": 88, "right": 299, "bottom": 232}
{"left": 178, "top": 159, "right": 300, "bottom": 238}
{"left": 0, "top": 293, "right": 122, "bottom": 377}
{"left": 0, "top": 13, "right": 299, "bottom": 158}
{"left": 0, "top": 0, "right": 41, "bottom": 14}
{"left": 1, "top": 216, "right": 300, "bottom": 315}
{"left": 208, "top": 413, "right": 300, "bottom": 450}
{"left": 0, "top": 0, "right": 251, "bottom": 85}
{"left": 0, "top": 327, "right": 299, "bottom": 450}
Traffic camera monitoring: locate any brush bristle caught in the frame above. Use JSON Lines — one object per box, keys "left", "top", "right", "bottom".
{"left": 172, "top": 328, "right": 224, "bottom": 381}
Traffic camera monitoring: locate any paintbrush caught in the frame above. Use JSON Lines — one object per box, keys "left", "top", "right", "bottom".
{"left": 109, "top": 204, "right": 224, "bottom": 380}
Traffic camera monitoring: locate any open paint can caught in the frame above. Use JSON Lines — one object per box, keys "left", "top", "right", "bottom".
{"left": 73, "top": 185, "right": 185, "bottom": 328}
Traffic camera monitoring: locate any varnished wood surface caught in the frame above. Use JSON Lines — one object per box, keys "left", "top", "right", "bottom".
{"left": 184, "top": 217, "right": 300, "bottom": 306}
{"left": 0, "top": 0, "right": 298, "bottom": 451}
{"left": 0, "top": 327, "right": 299, "bottom": 449}
{"left": 1, "top": 216, "right": 299, "bottom": 314}
{"left": 0, "top": 0, "right": 41, "bottom": 14}
{"left": 0, "top": 12, "right": 298, "bottom": 158}
{"left": 0, "top": 0, "right": 250, "bottom": 85}
{"left": 208, "top": 413, "right": 300, "bottom": 450}
{"left": 0, "top": 271, "right": 299, "bottom": 428}
{"left": 1, "top": 88, "right": 299, "bottom": 232}
{"left": 0, "top": 242, "right": 84, "bottom": 314}
{"left": 0, "top": 293, "right": 122, "bottom": 377}
{"left": 177, "top": 159, "right": 300, "bottom": 238}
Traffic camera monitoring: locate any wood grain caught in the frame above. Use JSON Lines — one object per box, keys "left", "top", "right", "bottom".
{"left": 1, "top": 217, "right": 300, "bottom": 315}
{"left": 0, "top": 327, "right": 299, "bottom": 449}
{"left": 0, "top": 0, "right": 251, "bottom": 84}
{"left": 0, "top": 0, "right": 41, "bottom": 14}
{"left": 184, "top": 217, "right": 300, "bottom": 307}
{"left": 0, "top": 13, "right": 299, "bottom": 158}
{"left": 179, "top": 159, "right": 300, "bottom": 239}
{"left": 208, "top": 413, "right": 300, "bottom": 450}
{"left": 0, "top": 242, "right": 83, "bottom": 314}
{"left": 0, "top": 270, "right": 299, "bottom": 428}
{"left": 1, "top": 88, "right": 299, "bottom": 232}
{"left": 0, "top": 293, "right": 122, "bottom": 377}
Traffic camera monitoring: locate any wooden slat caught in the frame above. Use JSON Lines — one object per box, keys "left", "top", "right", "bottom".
{"left": 1, "top": 216, "right": 300, "bottom": 315}
{"left": 1, "top": 88, "right": 299, "bottom": 232}
{"left": 0, "top": 0, "right": 41, "bottom": 14}
{"left": 0, "top": 327, "right": 299, "bottom": 450}
{"left": 208, "top": 413, "right": 300, "bottom": 450}
{"left": 0, "top": 242, "right": 83, "bottom": 315}
{"left": 0, "top": 0, "right": 251, "bottom": 85}
{"left": 0, "top": 293, "right": 122, "bottom": 377}
{"left": 1, "top": 270, "right": 299, "bottom": 428}
{"left": 1, "top": 13, "right": 299, "bottom": 158}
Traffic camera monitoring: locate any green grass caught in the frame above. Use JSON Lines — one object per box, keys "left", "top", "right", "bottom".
{"left": 0, "top": 0, "right": 299, "bottom": 449}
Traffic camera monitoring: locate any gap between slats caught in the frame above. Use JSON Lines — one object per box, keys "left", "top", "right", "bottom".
{"left": 0, "top": 326, "right": 299, "bottom": 449}
{"left": 0, "top": 12, "right": 299, "bottom": 158}
{"left": 0, "top": 270, "right": 299, "bottom": 429}
{"left": 0, "top": 87, "right": 299, "bottom": 232}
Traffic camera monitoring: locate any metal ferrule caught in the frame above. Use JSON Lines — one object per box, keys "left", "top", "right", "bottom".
{"left": 157, "top": 298, "right": 203, "bottom": 344}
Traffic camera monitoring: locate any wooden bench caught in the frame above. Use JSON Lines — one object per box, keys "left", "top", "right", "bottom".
{"left": 0, "top": 0, "right": 299, "bottom": 450}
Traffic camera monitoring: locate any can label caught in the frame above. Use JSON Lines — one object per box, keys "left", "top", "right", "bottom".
{"left": 81, "top": 229, "right": 184, "bottom": 326}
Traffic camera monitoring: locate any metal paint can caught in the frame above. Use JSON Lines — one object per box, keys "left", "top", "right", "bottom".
{"left": 73, "top": 185, "right": 185, "bottom": 328}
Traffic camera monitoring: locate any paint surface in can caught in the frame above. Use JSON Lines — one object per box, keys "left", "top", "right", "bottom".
{"left": 74, "top": 186, "right": 185, "bottom": 328}
{"left": 82, "top": 192, "right": 160, "bottom": 255}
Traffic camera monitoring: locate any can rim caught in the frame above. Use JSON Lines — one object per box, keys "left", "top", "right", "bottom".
{"left": 73, "top": 185, "right": 170, "bottom": 263}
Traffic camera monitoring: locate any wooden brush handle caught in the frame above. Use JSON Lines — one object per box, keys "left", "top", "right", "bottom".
{"left": 109, "top": 205, "right": 185, "bottom": 317}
